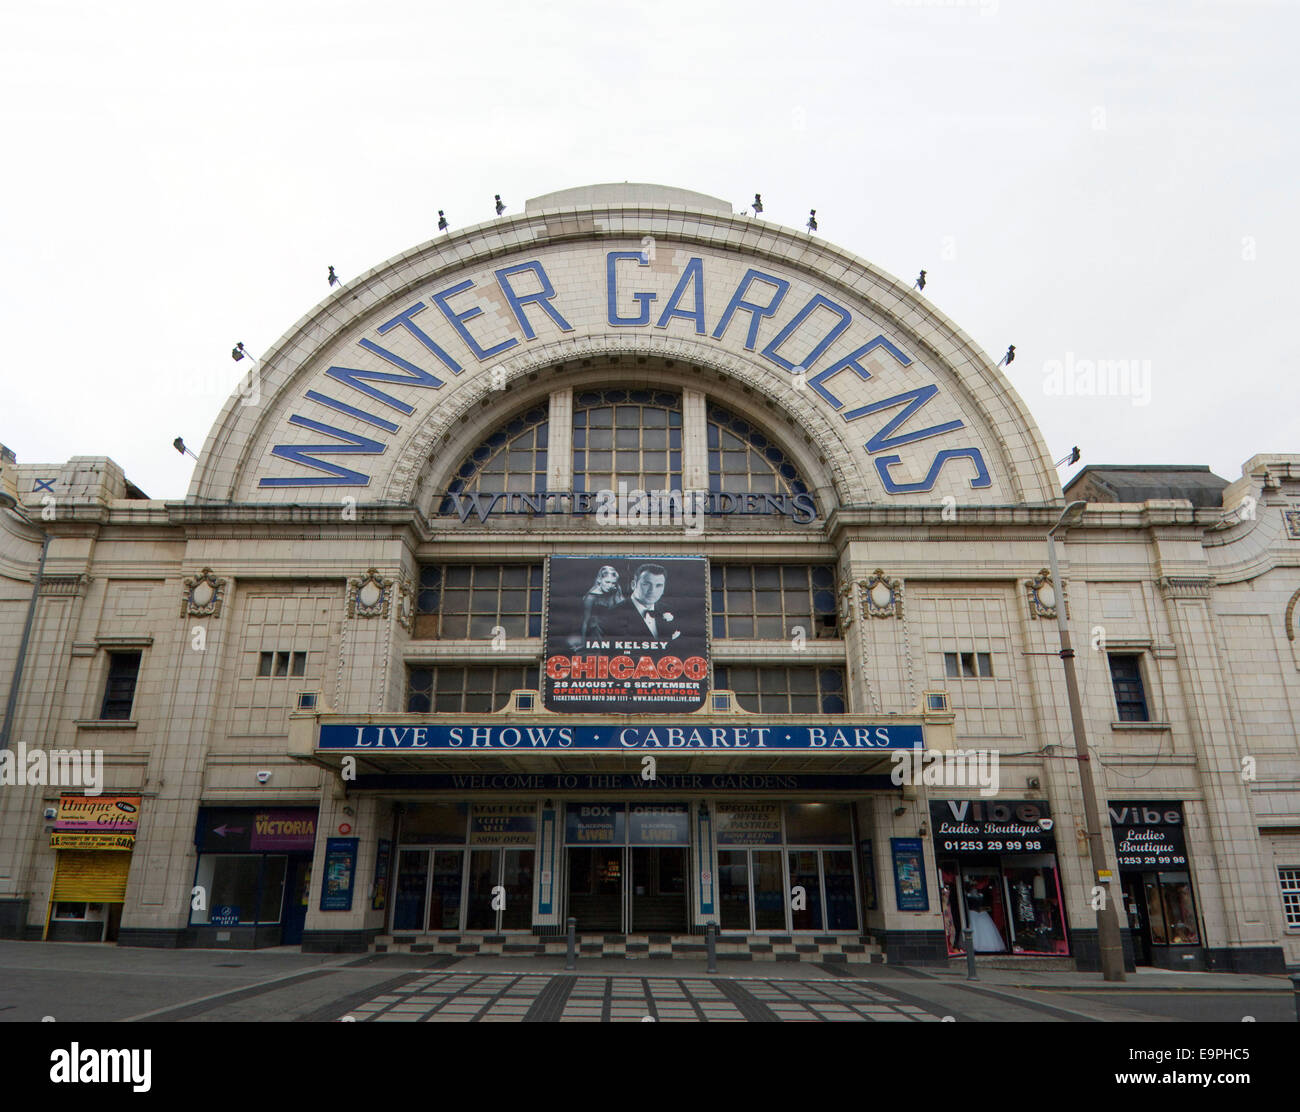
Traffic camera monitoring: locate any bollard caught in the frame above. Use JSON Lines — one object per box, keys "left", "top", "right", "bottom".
{"left": 1291, "top": 973, "right": 1300, "bottom": 1023}
{"left": 963, "top": 928, "right": 977, "bottom": 980}
{"left": 706, "top": 921, "right": 718, "bottom": 973}
{"left": 565, "top": 916, "right": 577, "bottom": 970}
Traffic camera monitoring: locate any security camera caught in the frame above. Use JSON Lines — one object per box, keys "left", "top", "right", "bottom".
{"left": 256, "top": 770, "right": 272, "bottom": 784}
{"left": 1038, "top": 817, "right": 1054, "bottom": 831}
{"left": 44, "top": 806, "right": 58, "bottom": 820}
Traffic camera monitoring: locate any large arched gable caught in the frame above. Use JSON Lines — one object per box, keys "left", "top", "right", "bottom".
{"left": 190, "top": 186, "right": 1059, "bottom": 508}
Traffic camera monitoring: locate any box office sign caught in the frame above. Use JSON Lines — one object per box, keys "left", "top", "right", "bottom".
{"left": 1109, "top": 802, "right": 1188, "bottom": 868}
{"left": 628, "top": 803, "right": 689, "bottom": 845}
{"left": 544, "top": 556, "right": 709, "bottom": 714}
{"left": 196, "top": 808, "right": 318, "bottom": 853}
{"left": 55, "top": 795, "right": 141, "bottom": 833}
{"left": 565, "top": 803, "right": 627, "bottom": 845}
{"left": 930, "top": 799, "right": 1055, "bottom": 855}
{"left": 470, "top": 804, "right": 537, "bottom": 845}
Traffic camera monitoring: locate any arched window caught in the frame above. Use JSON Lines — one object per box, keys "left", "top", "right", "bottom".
{"left": 441, "top": 405, "right": 548, "bottom": 503}
{"left": 707, "top": 404, "right": 811, "bottom": 497}
{"left": 572, "top": 389, "right": 682, "bottom": 493}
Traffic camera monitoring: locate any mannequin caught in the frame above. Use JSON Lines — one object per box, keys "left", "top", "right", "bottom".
{"left": 964, "top": 877, "right": 1006, "bottom": 952}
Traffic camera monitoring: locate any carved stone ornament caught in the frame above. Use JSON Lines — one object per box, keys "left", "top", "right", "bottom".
{"left": 396, "top": 575, "right": 415, "bottom": 632}
{"left": 837, "top": 581, "right": 856, "bottom": 632}
{"left": 181, "top": 568, "right": 226, "bottom": 618}
{"left": 859, "top": 569, "right": 902, "bottom": 620}
{"left": 1285, "top": 587, "right": 1300, "bottom": 643}
{"left": 1284, "top": 508, "right": 1300, "bottom": 540}
{"left": 347, "top": 568, "right": 393, "bottom": 619}
{"left": 1025, "top": 569, "right": 1056, "bottom": 620}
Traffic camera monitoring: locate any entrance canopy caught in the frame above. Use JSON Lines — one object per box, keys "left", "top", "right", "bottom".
{"left": 295, "top": 704, "right": 942, "bottom": 782}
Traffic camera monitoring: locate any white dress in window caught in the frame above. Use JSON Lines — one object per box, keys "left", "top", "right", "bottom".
{"left": 968, "top": 908, "right": 1006, "bottom": 952}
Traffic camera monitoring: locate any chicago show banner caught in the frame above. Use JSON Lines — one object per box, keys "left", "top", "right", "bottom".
{"left": 544, "top": 556, "right": 709, "bottom": 713}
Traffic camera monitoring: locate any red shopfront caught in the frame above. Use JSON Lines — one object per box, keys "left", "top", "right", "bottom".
{"left": 931, "top": 799, "right": 1070, "bottom": 957}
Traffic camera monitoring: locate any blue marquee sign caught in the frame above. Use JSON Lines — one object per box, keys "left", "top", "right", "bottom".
{"left": 318, "top": 722, "right": 923, "bottom": 752}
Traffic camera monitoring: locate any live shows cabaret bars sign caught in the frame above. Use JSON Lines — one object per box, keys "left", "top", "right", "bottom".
{"left": 543, "top": 556, "right": 710, "bottom": 714}
{"left": 318, "top": 723, "right": 923, "bottom": 750}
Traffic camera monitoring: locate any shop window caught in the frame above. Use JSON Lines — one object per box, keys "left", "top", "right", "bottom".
{"left": 439, "top": 405, "right": 549, "bottom": 505}
{"left": 190, "top": 855, "right": 288, "bottom": 925}
{"left": 1108, "top": 654, "right": 1150, "bottom": 721}
{"left": 258, "top": 651, "right": 306, "bottom": 677}
{"left": 99, "top": 651, "right": 141, "bottom": 720}
{"left": 406, "top": 665, "right": 536, "bottom": 713}
{"left": 714, "top": 665, "right": 846, "bottom": 714}
{"left": 710, "top": 565, "right": 837, "bottom": 639}
{"left": 706, "top": 404, "right": 813, "bottom": 502}
{"left": 939, "top": 856, "right": 1068, "bottom": 956}
{"left": 1278, "top": 867, "right": 1300, "bottom": 928}
{"left": 783, "top": 803, "right": 852, "bottom": 844}
{"left": 414, "top": 565, "right": 543, "bottom": 640}
{"left": 53, "top": 902, "right": 87, "bottom": 919}
{"left": 400, "top": 803, "right": 469, "bottom": 844}
{"left": 572, "top": 389, "right": 682, "bottom": 494}
{"left": 943, "top": 651, "right": 993, "bottom": 678}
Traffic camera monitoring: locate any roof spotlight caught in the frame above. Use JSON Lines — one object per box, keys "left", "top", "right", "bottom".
{"left": 752, "top": 193, "right": 763, "bottom": 215}
{"left": 806, "top": 209, "right": 817, "bottom": 233}
{"left": 438, "top": 210, "right": 449, "bottom": 232}
{"left": 232, "top": 342, "right": 247, "bottom": 362}
{"left": 914, "top": 269, "right": 927, "bottom": 291}
{"left": 327, "top": 266, "right": 340, "bottom": 288}
{"left": 494, "top": 195, "right": 505, "bottom": 215}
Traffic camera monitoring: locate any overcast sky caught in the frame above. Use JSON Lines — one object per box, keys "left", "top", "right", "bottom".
{"left": 1, "top": 0, "right": 1294, "bottom": 500}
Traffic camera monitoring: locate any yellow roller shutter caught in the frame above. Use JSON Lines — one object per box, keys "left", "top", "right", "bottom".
{"left": 50, "top": 851, "right": 132, "bottom": 902}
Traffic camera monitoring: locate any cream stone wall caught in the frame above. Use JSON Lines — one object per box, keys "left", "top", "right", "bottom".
{"left": 0, "top": 188, "right": 1296, "bottom": 966}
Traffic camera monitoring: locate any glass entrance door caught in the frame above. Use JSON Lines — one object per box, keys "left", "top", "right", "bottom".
{"left": 568, "top": 847, "right": 624, "bottom": 931}
{"left": 630, "top": 847, "right": 687, "bottom": 932}
{"left": 466, "top": 848, "right": 535, "bottom": 931}
{"left": 393, "top": 849, "right": 430, "bottom": 931}
{"left": 718, "top": 849, "right": 787, "bottom": 931}
{"left": 428, "top": 850, "right": 464, "bottom": 931}
{"left": 787, "top": 849, "right": 860, "bottom": 932}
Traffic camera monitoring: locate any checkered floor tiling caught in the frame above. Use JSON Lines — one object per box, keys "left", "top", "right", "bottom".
{"left": 342, "top": 973, "right": 940, "bottom": 1023}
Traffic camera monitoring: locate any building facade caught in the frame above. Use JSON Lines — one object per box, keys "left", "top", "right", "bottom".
{"left": 1, "top": 183, "right": 1297, "bottom": 971}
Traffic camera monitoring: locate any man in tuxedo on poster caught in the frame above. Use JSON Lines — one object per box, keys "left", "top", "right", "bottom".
{"left": 607, "top": 563, "right": 679, "bottom": 644}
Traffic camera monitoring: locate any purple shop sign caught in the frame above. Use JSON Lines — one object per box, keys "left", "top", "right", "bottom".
{"left": 250, "top": 809, "right": 318, "bottom": 851}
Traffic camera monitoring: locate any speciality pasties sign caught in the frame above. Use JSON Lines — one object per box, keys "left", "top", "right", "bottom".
{"left": 544, "top": 556, "right": 709, "bottom": 713}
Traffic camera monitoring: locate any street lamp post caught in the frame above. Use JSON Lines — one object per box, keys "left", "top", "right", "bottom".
{"left": 1047, "top": 500, "right": 1126, "bottom": 981}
